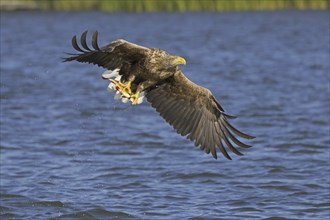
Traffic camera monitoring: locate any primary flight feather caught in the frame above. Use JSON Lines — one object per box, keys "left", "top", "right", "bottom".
{"left": 64, "top": 31, "right": 255, "bottom": 160}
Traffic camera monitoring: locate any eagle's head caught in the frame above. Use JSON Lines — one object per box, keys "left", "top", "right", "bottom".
{"left": 171, "top": 56, "right": 186, "bottom": 66}
{"left": 151, "top": 49, "right": 186, "bottom": 69}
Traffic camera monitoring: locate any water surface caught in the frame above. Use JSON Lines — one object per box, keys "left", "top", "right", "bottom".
{"left": 1, "top": 11, "right": 329, "bottom": 219}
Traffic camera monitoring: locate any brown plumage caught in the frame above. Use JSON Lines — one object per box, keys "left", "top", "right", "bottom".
{"left": 64, "top": 31, "right": 255, "bottom": 160}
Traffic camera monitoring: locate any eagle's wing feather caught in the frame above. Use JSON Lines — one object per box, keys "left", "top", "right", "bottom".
{"left": 146, "top": 70, "right": 254, "bottom": 159}
{"left": 64, "top": 31, "right": 150, "bottom": 71}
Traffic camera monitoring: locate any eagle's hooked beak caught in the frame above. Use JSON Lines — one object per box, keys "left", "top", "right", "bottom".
{"left": 175, "top": 56, "right": 186, "bottom": 65}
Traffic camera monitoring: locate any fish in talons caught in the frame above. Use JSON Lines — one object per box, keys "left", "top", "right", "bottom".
{"left": 102, "top": 69, "right": 145, "bottom": 105}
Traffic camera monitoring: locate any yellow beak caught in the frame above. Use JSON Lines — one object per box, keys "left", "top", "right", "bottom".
{"left": 175, "top": 56, "right": 186, "bottom": 65}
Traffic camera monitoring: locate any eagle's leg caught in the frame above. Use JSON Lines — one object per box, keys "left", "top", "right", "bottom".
{"left": 130, "top": 91, "right": 141, "bottom": 105}
{"left": 110, "top": 79, "right": 132, "bottom": 98}
{"left": 130, "top": 80, "right": 156, "bottom": 105}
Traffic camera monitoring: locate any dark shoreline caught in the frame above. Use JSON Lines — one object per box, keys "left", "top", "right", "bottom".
{"left": 1, "top": 0, "right": 329, "bottom": 12}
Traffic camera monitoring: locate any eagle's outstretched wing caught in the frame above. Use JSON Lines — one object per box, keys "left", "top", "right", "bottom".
{"left": 63, "top": 31, "right": 150, "bottom": 72}
{"left": 146, "top": 70, "right": 255, "bottom": 159}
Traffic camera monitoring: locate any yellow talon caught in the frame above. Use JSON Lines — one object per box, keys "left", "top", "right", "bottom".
{"left": 110, "top": 79, "right": 132, "bottom": 97}
{"left": 108, "top": 79, "right": 142, "bottom": 105}
{"left": 130, "top": 91, "right": 140, "bottom": 105}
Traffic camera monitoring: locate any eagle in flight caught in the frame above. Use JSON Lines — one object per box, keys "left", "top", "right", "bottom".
{"left": 64, "top": 31, "right": 255, "bottom": 160}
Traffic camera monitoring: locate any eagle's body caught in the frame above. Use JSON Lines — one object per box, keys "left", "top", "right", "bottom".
{"left": 64, "top": 31, "right": 254, "bottom": 160}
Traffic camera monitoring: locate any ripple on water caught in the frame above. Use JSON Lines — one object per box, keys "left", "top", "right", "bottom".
{"left": 52, "top": 208, "right": 136, "bottom": 220}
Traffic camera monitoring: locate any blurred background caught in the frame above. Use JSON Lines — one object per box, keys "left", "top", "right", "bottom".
{"left": 1, "top": 0, "right": 329, "bottom": 11}
{"left": 1, "top": 0, "right": 329, "bottom": 219}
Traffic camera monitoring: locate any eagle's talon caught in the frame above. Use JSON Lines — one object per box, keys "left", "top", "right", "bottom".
{"left": 110, "top": 79, "right": 132, "bottom": 96}
{"left": 130, "top": 91, "right": 141, "bottom": 105}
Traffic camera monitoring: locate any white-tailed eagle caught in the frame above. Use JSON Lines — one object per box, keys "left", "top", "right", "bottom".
{"left": 64, "top": 31, "right": 255, "bottom": 160}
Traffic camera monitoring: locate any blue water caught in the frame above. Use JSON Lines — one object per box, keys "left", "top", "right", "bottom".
{"left": 1, "top": 11, "right": 329, "bottom": 219}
